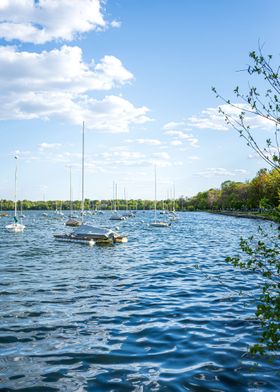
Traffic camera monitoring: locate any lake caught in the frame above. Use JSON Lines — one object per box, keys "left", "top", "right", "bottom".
{"left": 0, "top": 211, "right": 279, "bottom": 391}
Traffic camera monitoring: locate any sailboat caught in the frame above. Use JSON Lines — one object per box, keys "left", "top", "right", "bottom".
{"left": 150, "top": 165, "right": 171, "bottom": 228}
{"left": 65, "top": 166, "right": 81, "bottom": 227}
{"left": 169, "top": 183, "right": 178, "bottom": 221}
{"left": 122, "top": 188, "right": 134, "bottom": 218}
{"left": 5, "top": 156, "right": 25, "bottom": 232}
{"left": 109, "top": 182, "right": 126, "bottom": 220}
{"left": 54, "top": 122, "right": 127, "bottom": 245}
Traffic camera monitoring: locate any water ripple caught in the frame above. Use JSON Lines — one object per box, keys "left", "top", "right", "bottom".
{"left": 0, "top": 211, "right": 279, "bottom": 391}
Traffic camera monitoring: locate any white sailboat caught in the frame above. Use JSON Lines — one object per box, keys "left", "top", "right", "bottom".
{"left": 110, "top": 182, "right": 126, "bottom": 220}
{"left": 54, "top": 122, "right": 127, "bottom": 245}
{"left": 150, "top": 165, "right": 171, "bottom": 228}
{"left": 168, "top": 183, "right": 177, "bottom": 221}
{"left": 6, "top": 156, "right": 25, "bottom": 232}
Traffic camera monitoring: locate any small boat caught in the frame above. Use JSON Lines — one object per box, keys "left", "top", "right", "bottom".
{"left": 55, "top": 224, "right": 127, "bottom": 244}
{"left": 6, "top": 217, "right": 26, "bottom": 232}
{"left": 150, "top": 221, "right": 171, "bottom": 228}
{"left": 65, "top": 218, "right": 81, "bottom": 227}
{"left": 109, "top": 212, "right": 126, "bottom": 221}
{"left": 5, "top": 156, "right": 25, "bottom": 233}
{"left": 0, "top": 212, "right": 8, "bottom": 217}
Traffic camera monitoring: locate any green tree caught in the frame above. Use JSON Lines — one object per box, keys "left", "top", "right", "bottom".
{"left": 215, "top": 47, "right": 280, "bottom": 356}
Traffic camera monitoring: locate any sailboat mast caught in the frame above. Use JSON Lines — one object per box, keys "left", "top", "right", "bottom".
{"left": 81, "top": 121, "right": 85, "bottom": 222}
{"left": 173, "top": 183, "right": 175, "bottom": 212}
{"left": 69, "top": 166, "right": 72, "bottom": 215}
{"left": 112, "top": 181, "right": 114, "bottom": 211}
{"left": 14, "top": 156, "right": 18, "bottom": 218}
{"left": 154, "top": 165, "right": 157, "bottom": 221}
{"left": 124, "top": 187, "right": 128, "bottom": 211}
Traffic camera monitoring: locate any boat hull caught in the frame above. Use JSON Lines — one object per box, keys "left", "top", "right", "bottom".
{"left": 54, "top": 233, "right": 114, "bottom": 244}
{"left": 5, "top": 223, "right": 25, "bottom": 232}
{"left": 150, "top": 221, "right": 171, "bottom": 228}
{"left": 54, "top": 235, "right": 95, "bottom": 246}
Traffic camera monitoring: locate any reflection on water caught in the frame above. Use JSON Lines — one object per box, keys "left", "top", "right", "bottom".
{"left": 0, "top": 211, "right": 279, "bottom": 391}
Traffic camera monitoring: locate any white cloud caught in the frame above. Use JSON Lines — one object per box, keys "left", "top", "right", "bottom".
{"left": 0, "top": 46, "right": 151, "bottom": 132}
{"left": 164, "top": 130, "right": 199, "bottom": 147}
{"left": 177, "top": 104, "right": 274, "bottom": 132}
{"left": 196, "top": 167, "right": 247, "bottom": 178}
{"left": 170, "top": 140, "right": 183, "bottom": 146}
{"left": 0, "top": 0, "right": 107, "bottom": 44}
{"left": 187, "top": 106, "right": 230, "bottom": 131}
{"left": 101, "top": 151, "right": 145, "bottom": 160}
{"left": 13, "top": 144, "right": 174, "bottom": 171}
{"left": 111, "top": 20, "right": 122, "bottom": 28}
{"left": 152, "top": 152, "right": 170, "bottom": 160}
{"left": 188, "top": 155, "right": 200, "bottom": 160}
{"left": 92, "top": 149, "right": 172, "bottom": 169}
{"left": 38, "top": 142, "right": 61, "bottom": 151}
{"left": 248, "top": 147, "right": 279, "bottom": 161}
{"left": 0, "top": 46, "right": 133, "bottom": 94}
{"left": 163, "top": 121, "right": 186, "bottom": 130}
{"left": 13, "top": 149, "right": 37, "bottom": 161}
{"left": 126, "top": 138, "right": 162, "bottom": 146}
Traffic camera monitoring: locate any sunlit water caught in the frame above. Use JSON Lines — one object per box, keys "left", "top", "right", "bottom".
{"left": 0, "top": 211, "right": 279, "bottom": 391}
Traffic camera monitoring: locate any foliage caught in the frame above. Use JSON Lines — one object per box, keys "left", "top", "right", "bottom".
{"left": 226, "top": 226, "right": 280, "bottom": 355}
{"left": 184, "top": 168, "right": 280, "bottom": 215}
{"left": 1, "top": 167, "right": 279, "bottom": 215}
{"left": 0, "top": 198, "right": 180, "bottom": 212}
{"left": 214, "top": 47, "right": 280, "bottom": 356}
{"left": 212, "top": 47, "right": 280, "bottom": 171}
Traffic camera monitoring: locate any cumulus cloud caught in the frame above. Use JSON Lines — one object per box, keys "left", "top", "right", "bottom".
{"left": 168, "top": 104, "right": 274, "bottom": 133}
{"left": 0, "top": 46, "right": 150, "bottom": 132}
{"left": 0, "top": 0, "right": 108, "bottom": 44}
{"left": 196, "top": 167, "right": 247, "bottom": 178}
{"left": 0, "top": 46, "right": 133, "bottom": 94}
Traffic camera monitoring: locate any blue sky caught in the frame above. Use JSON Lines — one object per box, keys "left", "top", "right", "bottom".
{"left": 0, "top": 0, "right": 279, "bottom": 201}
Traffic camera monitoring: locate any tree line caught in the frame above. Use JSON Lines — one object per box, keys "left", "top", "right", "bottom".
{"left": 1, "top": 167, "right": 279, "bottom": 215}
{"left": 185, "top": 168, "right": 279, "bottom": 213}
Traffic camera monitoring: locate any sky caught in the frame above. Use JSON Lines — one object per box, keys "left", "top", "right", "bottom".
{"left": 0, "top": 0, "right": 279, "bottom": 201}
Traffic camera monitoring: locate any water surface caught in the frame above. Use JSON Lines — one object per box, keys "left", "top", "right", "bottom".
{"left": 0, "top": 211, "right": 279, "bottom": 391}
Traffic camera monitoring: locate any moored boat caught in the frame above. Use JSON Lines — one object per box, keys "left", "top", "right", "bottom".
{"left": 54, "top": 224, "right": 127, "bottom": 244}
{"left": 5, "top": 156, "right": 25, "bottom": 233}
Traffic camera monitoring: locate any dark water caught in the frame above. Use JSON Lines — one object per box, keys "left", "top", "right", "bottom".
{"left": 0, "top": 211, "right": 279, "bottom": 391}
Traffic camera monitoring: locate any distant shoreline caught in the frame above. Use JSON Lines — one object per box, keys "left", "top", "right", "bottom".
{"left": 208, "top": 210, "right": 279, "bottom": 223}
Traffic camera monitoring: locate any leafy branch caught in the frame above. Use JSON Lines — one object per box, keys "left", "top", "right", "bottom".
{"left": 226, "top": 226, "right": 280, "bottom": 355}
{"left": 212, "top": 47, "right": 280, "bottom": 172}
